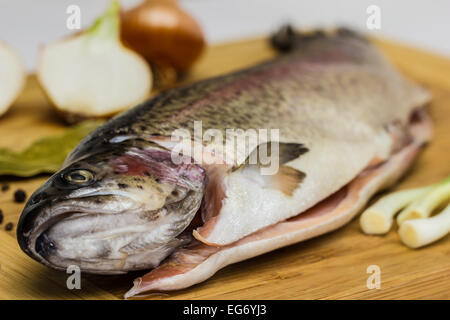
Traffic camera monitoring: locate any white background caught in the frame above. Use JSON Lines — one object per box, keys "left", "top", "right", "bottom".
{"left": 1, "top": 0, "right": 449, "bottom": 71}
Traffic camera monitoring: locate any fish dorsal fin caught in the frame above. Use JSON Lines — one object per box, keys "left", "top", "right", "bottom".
{"left": 232, "top": 142, "right": 308, "bottom": 196}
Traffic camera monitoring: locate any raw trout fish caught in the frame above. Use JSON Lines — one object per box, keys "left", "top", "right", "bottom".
{"left": 17, "top": 27, "right": 432, "bottom": 297}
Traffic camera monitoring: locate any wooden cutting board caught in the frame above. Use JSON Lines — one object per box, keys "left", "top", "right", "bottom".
{"left": 0, "top": 37, "right": 449, "bottom": 300}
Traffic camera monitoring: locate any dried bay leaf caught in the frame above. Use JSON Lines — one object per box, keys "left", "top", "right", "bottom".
{"left": 0, "top": 120, "right": 103, "bottom": 177}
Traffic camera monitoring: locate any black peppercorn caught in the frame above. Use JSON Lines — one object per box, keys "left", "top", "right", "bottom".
{"left": 1, "top": 184, "right": 9, "bottom": 192}
{"left": 0, "top": 209, "right": 3, "bottom": 224}
{"left": 5, "top": 222, "right": 13, "bottom": 231}
{"left": 14, "top": 189, "right": 27, "bottom": 203}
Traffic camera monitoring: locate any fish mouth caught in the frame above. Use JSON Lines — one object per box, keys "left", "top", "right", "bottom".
{"left": 18, "top": 197, "right": 137, "bottom": 274}
{"left": 17, "top": 190, "right": 203, "bottom": 274}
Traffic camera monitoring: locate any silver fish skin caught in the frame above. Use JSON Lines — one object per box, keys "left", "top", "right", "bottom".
{"left": 17, "top": 27, "right": 431, "bottom": 273}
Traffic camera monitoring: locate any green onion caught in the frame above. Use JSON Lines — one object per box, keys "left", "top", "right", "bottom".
{"left": 360, "top": 175, "right": 450, "bottom": 248}
{"left": 360, "top": 186, "right": 432, "bottom": 234}
{"left": 396, "top": 176, "right": 450, "bottom": 224}
{"left": 399, "top": 203, "right": 450, "bottom": 248}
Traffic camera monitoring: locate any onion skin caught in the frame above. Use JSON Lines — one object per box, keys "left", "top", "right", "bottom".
{"left": 121, "top": 0, "right": 206, "bottom": 73}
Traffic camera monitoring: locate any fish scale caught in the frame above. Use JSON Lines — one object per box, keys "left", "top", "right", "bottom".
{"left": 67, "top": 30, "right": 426, "bottom": 168}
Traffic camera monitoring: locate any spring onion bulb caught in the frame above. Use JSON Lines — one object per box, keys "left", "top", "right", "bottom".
{"left": 399, "top": 203, "right": 450, "bottom": 248}
{"left": 360, "top": 186, "right": 433, "bottom": 234}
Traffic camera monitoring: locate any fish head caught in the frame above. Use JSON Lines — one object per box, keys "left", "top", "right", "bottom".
{"left": 17, "top": 141, "right": 206, "bottom": 274}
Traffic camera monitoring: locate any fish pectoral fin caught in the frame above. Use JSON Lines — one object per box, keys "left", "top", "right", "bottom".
{"left": 277, "top": 142, "right": 309, "bottom": 165}
{"left": 270, "top": 165, "right": 306, "bottom": 196}
{"left": 234, "top": 142, "right": 308, "bottom": 196}
{"left": 233, "top": 142, "right": 308, "bottom": 170}
{"left": 240, "top": 164, "right": 306, "bottom": 196}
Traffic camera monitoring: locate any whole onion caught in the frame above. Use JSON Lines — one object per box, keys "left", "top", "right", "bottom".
{"left": 121, "top": 0, "right": 206, "bottom": 73}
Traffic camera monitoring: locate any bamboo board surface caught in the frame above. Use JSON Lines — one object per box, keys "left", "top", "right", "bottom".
{"left": 0, "top": 37, "right": 449, "bottom": 300}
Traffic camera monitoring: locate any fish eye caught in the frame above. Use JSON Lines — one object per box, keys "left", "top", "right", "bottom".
{"left": 63, "top": 169, "right": 95, "bottom": 185}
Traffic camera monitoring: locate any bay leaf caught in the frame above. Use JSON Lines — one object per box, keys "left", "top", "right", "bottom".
{"left": 0, "top": 120, "right": 103, "bottom": 177}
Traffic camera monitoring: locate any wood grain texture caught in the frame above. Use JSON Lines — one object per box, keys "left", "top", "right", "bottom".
{"left": 0, "top": 37, "right": 448, "bottom": 300}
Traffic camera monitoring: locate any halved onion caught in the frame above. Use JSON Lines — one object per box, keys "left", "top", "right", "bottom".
{"left": 0, "top": 42, "right": 26, "bottom": 117}
{"left": 37, "top": 1, "right": 152, "bottom": 122}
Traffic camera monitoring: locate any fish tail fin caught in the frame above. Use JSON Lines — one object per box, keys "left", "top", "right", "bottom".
{"left": 270, "top": 25, "right": 368, "bottom": 52}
